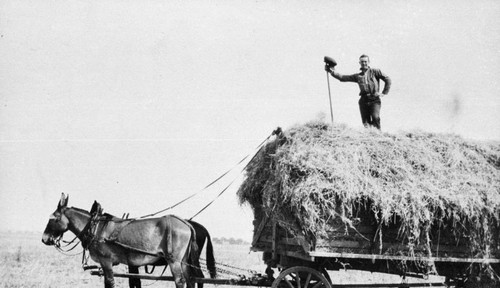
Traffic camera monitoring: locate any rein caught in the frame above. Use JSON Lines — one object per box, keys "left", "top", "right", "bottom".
{"left": 126, "top": 130, "right": 278, "bottom": 221}
{"left": 190, "top": 129, "right": 278, "bottom": 220}
{"left": 54, "top": 235, "right": 82, "bottom": 256}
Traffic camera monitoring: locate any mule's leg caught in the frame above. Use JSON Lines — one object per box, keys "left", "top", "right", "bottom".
{"left": 128, "top": 265, "right": 141, "bottom": 288}
{"left": 188, "top": 260, "right": 204, "bottom": 288}
{"left": 193, "top": 268, "right": 204, "bottom": 288}
{"left": 100, "top": 261, "right": 115, "bottom": 288}
{"left": 169, "top": 261, "right": 188, "bottom": 288}
{"left": 179, "top": 256, "right": 196, "bottom": 288}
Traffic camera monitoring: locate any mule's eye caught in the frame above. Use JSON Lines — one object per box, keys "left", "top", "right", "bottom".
{"left": 50, "top": 214, "right": 61, "bottom": 222}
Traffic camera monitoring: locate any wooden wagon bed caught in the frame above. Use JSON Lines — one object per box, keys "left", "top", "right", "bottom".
{"left": 251, "top": 211, "right": 500, "bottom": 280}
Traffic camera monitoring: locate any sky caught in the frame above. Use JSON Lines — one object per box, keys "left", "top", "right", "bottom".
{"left": 1, "top": 0, "right": 499, "bottom": 241}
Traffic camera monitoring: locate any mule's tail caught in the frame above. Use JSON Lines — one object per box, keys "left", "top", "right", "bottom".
{"left": 205, "top": 231, "right": 217, "bottom": 278}
{"left": 188, "top": 227, "right": 202, "bottom": 276}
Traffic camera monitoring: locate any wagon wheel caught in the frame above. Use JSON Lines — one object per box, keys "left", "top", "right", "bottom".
{"left": 271, "top": 266, "right": 332, "bottom": 288}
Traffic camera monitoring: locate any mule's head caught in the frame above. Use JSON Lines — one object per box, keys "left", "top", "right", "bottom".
{"left": 42, "top": 193, "right": 70, "bottom": 245}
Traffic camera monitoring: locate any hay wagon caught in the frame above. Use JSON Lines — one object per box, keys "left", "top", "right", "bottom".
{"left": 250, "top": 205, "right": 500, "bottom": 288}
{"left": 240, "top": 124, "right": 500, "bottom": 288}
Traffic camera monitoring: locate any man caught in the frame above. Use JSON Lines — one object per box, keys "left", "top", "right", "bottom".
{"left": 325, "top": 55, "right": 391, "bottom": 130}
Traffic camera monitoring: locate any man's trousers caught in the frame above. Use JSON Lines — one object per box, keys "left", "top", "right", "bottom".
{"left": 358, "top": 99, "right": 381, "bottom": 130}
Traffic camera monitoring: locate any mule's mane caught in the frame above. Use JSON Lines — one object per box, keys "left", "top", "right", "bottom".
{"left": 70, "top": 207, "right": 117, "bottom": 220}
{"left": 69, "top": 206, "right": 90, "bottom": 215}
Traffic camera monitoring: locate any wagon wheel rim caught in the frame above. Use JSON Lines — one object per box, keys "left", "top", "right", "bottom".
{"left": 271, "top": 266, "right": 332, "bottom": 288}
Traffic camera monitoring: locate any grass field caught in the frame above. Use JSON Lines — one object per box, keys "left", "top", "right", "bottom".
{"left": 1, "top": 231, "right": 446, "bottom": 288}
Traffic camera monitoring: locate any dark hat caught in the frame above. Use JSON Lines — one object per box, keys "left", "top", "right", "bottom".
{"left": 324, "top": 56, "right": 337, "bottom": 67}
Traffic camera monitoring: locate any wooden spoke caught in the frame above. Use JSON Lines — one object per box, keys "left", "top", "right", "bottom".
{"left": 284, "top": 277, "right": 295, "bottom": 288}
{"left": 295, "top": 273, "right": 302, "bottom": 288}
{"left": 311, "top": 281, "right": 324, "bottom": 288}
{"left": 303, "top": 273, "right": 312, "bottom": 288}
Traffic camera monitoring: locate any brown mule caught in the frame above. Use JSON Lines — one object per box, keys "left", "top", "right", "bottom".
{"left": 42, "top": 193, "right": 200, "bottom": 288}
{"left": 128, "top": 220, "right": 217, "bottom": 288}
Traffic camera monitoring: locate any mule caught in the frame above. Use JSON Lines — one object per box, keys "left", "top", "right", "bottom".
{"left": 128, "top": 220, "right": 216, "bottom": 288}
{"left": 42, "top": 193, "right": 202, "bottom": 288}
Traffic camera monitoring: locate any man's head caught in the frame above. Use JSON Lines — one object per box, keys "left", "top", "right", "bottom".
{"left": 359, "top": 54, "right": 370, "bottom": 70}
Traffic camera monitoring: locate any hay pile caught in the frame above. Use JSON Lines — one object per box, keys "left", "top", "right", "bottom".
{"left": 237, "top": 121, "right": 500, "bottom": 260}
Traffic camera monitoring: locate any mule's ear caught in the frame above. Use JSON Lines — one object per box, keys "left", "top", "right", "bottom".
{"left": 90, "top": 201, "right": 98, "bottom": 214}
{"left": 90, "top": 201, "right": 102, "bottom": 215}
{"left": 58, "top": 193, "right": 68, "bottom": 209}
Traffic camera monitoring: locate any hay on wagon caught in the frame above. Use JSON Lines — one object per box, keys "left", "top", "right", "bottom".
{"left": 237, "top": 120, "right": 500, "bottom": 278}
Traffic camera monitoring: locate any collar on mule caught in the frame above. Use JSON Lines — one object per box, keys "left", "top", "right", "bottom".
{"left": 79, "top": 205, "right": 107, "bottom": 249}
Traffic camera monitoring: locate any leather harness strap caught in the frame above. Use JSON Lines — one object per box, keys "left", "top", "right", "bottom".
{"left": 104, "top": 239, "right": 163, "bottom": 257}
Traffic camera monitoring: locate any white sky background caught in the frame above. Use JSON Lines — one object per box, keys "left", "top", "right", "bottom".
{"left": 1, "top": 0, "right": 499, "bottom": 240}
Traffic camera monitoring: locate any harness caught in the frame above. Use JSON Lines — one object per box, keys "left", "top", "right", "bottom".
{"left": 80, "top": 206, "right": 105, "bottom": 249}
{"left": 79, "top": 208, "right": 198, "bottom": 282}
{"left": 79, "top": 205, "right": 197, "bottom": 264}
{"left": 53, "top": 206, "right": 102, "bottom": 256}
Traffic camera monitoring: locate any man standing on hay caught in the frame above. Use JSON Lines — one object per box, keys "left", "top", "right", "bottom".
{"left": 325, "top": 54, "right": 391, "bottom": 130}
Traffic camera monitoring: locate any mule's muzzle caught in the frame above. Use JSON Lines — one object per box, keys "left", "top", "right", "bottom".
{"left": 42, "top": 233, "right": 55, "bottom": 245}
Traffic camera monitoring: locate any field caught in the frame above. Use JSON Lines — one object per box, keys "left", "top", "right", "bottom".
{"left": 1, "top": 231, "right": 445, "bottom": 288}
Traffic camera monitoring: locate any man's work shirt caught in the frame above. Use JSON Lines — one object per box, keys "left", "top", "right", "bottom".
{"left": 332, "top": 67, "right": 391, "bottom": 102}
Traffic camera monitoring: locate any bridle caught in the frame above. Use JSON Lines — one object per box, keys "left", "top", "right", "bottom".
{"left": 51, "top": 207, "right": 98, "bottom": 256}
{"left": 51, "top": 206, "right": 112, "bottom": 270}
{"left": 54, "top": 234, "right": 81, "bottom": 255}
{"left": 49, "top": 210, "right": 82, "bottom": 255}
